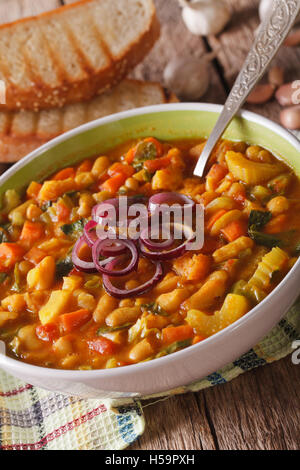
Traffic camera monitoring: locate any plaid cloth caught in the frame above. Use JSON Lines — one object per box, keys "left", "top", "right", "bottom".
{"left": 0, "top": 302, "right": 299, "bottom": 450}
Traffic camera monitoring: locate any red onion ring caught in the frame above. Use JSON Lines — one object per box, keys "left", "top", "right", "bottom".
{"left": 103, "top": 258, "right": 163, "bottom": 299}
{"left": 72, "top": 236, "right": 97, "bottom": 273}
{"left": 83, "top": 220, "right": 98, "bottom": 247}
{"left": 92, "top": 238, "right": 139, "bottom": 277}
{"left": 140, "top": 226, "right": 174, "bottom": 250}
{"left": 148, "top": 192, "right": 195, "bottom": 215}
{"left": 139, "top": 223, "right": 195, "bottom": 260}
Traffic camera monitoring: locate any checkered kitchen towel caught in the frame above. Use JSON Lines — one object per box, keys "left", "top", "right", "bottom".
{"left": 0, "top": 301, "right": 299, "bottom": 450}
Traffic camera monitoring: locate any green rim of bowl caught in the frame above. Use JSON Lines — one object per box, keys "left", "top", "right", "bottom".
{"left": 0, "top": 105, "right": 299, "bottom": 203}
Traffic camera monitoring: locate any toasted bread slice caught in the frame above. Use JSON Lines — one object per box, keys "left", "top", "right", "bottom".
{"left": 0, "top": 79, "right": 178, "bottom": 162}
{"left": 0, "top": 0, "right": 159, "bottom": 112}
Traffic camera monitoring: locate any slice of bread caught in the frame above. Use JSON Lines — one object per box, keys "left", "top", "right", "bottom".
{"left": 0, "top": 0, "right": 159, "bottom": 111}
{"left": 0, "top": 79, "right": 178, "bottom": 162}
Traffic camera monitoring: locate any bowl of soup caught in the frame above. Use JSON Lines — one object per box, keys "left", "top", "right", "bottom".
{"left": 0, "top": 103, "right": 299, "bottom": 399}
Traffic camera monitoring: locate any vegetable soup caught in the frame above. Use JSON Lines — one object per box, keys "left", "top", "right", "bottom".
{"left": 0, "top": 138, "right": 299, "bottom": 370}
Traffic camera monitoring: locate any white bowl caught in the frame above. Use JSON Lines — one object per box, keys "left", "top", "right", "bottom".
{"left": 0, "top": 103, "right": 299, "bottom": 399}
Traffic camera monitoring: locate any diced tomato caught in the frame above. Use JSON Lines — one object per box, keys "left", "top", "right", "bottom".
{"left": 25, "top": 247, "right": 46, "bottom": 265}
{"left": 0, "top": 243, "right": 25, "bottom": 272}
{"left": 36, "top": 324, "right": 59, "bottom": 343}
{"left": 144, "top": 154, "right": 171, "bottom": 173}
{"left": 56, "top": 201, "right": 71, "bottom": 222}
{"left": 59, "top": 309, "right": 91, "bottom": 334}
{"left": 20, "top": 221, "right": 44, "bottom": 244}
{"left": 52, "top": 167, "right": 76, "bottom": 181}
{"left": 162, "top": 325, "right": 194, "bottom": 346}
{"left": 88, "top": 337, "right": 119, "bottom": 355}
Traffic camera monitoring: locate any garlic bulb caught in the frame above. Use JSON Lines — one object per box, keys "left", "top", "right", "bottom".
{"left": 259, "top": 0, "right": 300, "bottom": 25}
{"left": 180, "top": 0, "right": 231, "bottom": 36}
{"left": 163, "top": 55, "right": 214, "bottom": 101}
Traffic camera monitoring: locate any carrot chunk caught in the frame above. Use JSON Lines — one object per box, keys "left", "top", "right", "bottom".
{"left": 59, "top": 309, "right": 91, "bottom": 334}
{"left": 206, "top": 209, "right": 227, "bottom": 231}
{"left": 52, "top": 167, "right": 76, "bottom": 181}
{"left": 101, "top": 173, "right": 126, "bottom": 193}
{"left": 162, "top": 325, "right": 194, "bottom": 346}
{"left": 108, "top": 162, "right": 135, "bottom": 178}
{"left": 221, "top": 219, "right": 247, "bottom": 242}
{"left": 192, "top": 335, "right": 206, "bottom": 345}
{"left": 77, "top": 160, "right": 93, "bottom": 173}
{"left": 20, "top": 221, "right": 44, "bottom": 243}
{"left": 0, "top": 243, "right": 25, "bottom": 272}
{"left": 88, "top": 337, "right": 119, "bottom": 355}
{"left": 207, "top": 163, "right": 228, "bottom": 183}
{"left": 25, "top": 247, "right": 46, "bottom": 265}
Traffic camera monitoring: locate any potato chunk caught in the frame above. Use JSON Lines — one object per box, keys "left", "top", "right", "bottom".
{"left": 186, "top": 294, "right": 249, "bottom": 336}
{"left": 27, "top": 256, "right": 56, "bottom": 291}
{"left": 39, "top": 290, "right": 72, "bottom": 325}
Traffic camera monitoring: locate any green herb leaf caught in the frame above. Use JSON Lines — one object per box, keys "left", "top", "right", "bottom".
{"left": 55, "top": 255, "right": 74, "bottom": 279}
{"left": 248, "top": 228, "right": 283, "bottom": 248}
{"left": 0, "top": 272, "right": 8, "bottom": 284}
{"left": 0, "top": 228, "right": 9, "bottom": 243}
{"left": 60, "top": 219, "right": 86, "bottom": 238}
{"left": 158, "top": 339, "right": 192, "bottom": 357}
{"left": 132, "top": 141, "right": 157, "bottom": 171}
{"left": 97, "top": 323, "right": 133, "bottom": 335}
{"left": 141, "top": 302, "right": 169, "bottom": 317}
{"left": 248, "top": 210, "right": 272, "bottom": 230}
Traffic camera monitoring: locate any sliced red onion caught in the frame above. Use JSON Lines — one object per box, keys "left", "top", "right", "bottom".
{"left": 140, "top": 226, "right": 174, "bottom": 250}
{"left": 83, "top": 220, "right": 98, "bottom": 247}
{"left": 139, "top": 223, "right": 195, "bottom": 260}
{"left": 99, "top": 240, "right": 128, "bottom": 257}
{"left": 103, "top": 258, "right": 163, "bottom": 299}
{"left": 72, "top": 236, "right": 97, "bottom": 273}
{"left": 92, "top": 238, "right": 139, "bottom": 277}
{"left": 149, "top": 192, "right": 195, "bottom": 215}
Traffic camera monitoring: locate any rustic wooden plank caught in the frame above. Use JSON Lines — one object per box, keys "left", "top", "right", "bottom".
{"left": 0, "top": 0, "right": 61, "bottom": 23}
{"left": 207, "top": 0, "right": 300, "bottom": 122}
{"left": 133, "top": 356, "right": 300, "bottom": 450}
{"left": 130, "top": 0, "right": 226, "bottom": 105}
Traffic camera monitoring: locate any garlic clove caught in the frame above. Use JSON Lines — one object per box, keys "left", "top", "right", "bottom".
{"left": 259, "top": 0, "right": 300, "bottom": 25}
{"left": 163, "top": 56, "right": 211, "bottom": 101}
{"left": 280, "top": 105, "right": 300, "bottom": 130}
{"left": 181, "top": 0, "right": 230, "bottom": 36}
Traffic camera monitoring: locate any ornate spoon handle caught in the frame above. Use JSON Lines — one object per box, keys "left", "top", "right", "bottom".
{"left": 194, "top": 0, "right": 300, "bottom": 177}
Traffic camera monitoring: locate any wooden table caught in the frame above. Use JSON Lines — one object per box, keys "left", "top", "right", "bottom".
{"left": 0, "top": 0, "right": 299, "bottom": 451}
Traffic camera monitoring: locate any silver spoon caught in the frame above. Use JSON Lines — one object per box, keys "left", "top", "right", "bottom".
{"left": 194, "top": 0, "right": 300, "bottom": 177}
